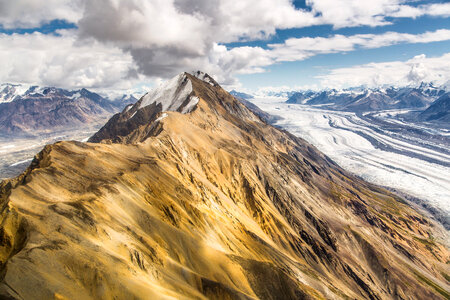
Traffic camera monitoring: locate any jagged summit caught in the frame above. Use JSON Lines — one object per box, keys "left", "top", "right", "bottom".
{"left": 88, "top": 71, "right": 258, "bottom": 143}
{"left": 191, "top": 70, "right": 219, "bottom": 86}
{"left": 138, "top": 73, "right": 197, "bottom": 113}
{"left": 133, "top": 71, "right": 217, "bottom": 114}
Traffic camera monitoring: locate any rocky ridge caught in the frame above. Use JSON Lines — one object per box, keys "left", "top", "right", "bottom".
{"left": 0, "top": 72, "right": 448, "bottom": 299}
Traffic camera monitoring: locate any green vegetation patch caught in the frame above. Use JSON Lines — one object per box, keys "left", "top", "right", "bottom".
{"left": 413, "top": 270, "right": 450, "bottom": 299}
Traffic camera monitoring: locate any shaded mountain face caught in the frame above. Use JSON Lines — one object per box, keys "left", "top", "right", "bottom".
{"left": 418, "top": 93, "right": 450, "bottom": 123}
{"left": 0, "top": 72, "right": 448, "bottom": 299}
{"left": 0, "top": 85, "right": 136, "bottom": 137}
{"left": 229, "top": 90, "right": 255, "bottom": 100}
{"left": 287, "top": 84, "right": 446, "bottom": 113}
{"left": 234, "top": 98, "right": 282, "bottom": 124}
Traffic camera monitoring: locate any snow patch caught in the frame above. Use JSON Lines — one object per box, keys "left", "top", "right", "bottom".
{"left": 11, "top": 84, "right": 30, "bottom": 96}
{"left": 10, "top": 158, "right": 32, "bottom": 167}
{"left": 69, "top": 92, "right": 81, "bottom": 99}
{"left": 136, "top": 73, "right": 200, "bottom": 117}
{"left": 123, "top": 104, "right": 133, "bottom": 113}
{"left": 155, "top": 113, "right": 168, "bottom": 122}
{"left": 1, "top": 144, "right": 15, "bottom": 149}
{"left": 140, "top": 73, "right": 193, "bottom": 112}
{"left": 182, "top": 96, "right": 199, "bottom": 114}
{"left": 193, "top": 71, "right": 215, "bottom": 86}
{"left": 0, "top": 84, "right": 29, "bottom": 103}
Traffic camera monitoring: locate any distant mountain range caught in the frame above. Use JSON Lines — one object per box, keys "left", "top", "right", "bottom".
{"left": 232, "top": 82, "right": 449, "bottom": 126}
{"left": 0, "top": 84, "right": 137, "bottom": 136}
{"left": 229, "top": 90, "right": 254, "bottom": 100}
{"left": 418, "top": 92, "right": 450, "bottom": 123}
{"left": 286, "top": 82, "right": 446, "bottom": 112}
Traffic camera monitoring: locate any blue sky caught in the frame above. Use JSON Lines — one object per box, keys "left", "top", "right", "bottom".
{"left": 225, "top": 12, "right": 450, "bottom": 90}
{"left": 0, "top": 19, "right": 77, "bottom": 35}
{"left": 0, "top": 0, "right": 449, "bottom": 94}
{"left": 236, "top": 35, "right": 450, "bottom": 89}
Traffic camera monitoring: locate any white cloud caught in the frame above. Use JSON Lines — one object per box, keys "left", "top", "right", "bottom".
{"left": 208, "top": 29, "right": 450, "bottom": 81}
{"left": 1, "top": 27, "right": 448, "bottom": 91}
{"left": 391, "top": 3, "right": 450, "bottom": 18}
{"left": 307, "top": 0, "right": 450, "bottom": 28}
{"left": 75, "top": 0, "right": 319, "bottom": 80}
{"left": 307, "top": 0, "right": 399, "bottom": 28}
{"left": 0, "top": 0, "right": 82, "bottom": 29}
{"left": 268, "top": 29, "right": 450, "bottom": 62}
{"left": 0, "top": 30, "right": 140, "bottom": 90}
{"left": 3, "top": 0, "right": 448, "bottom": 32}
{"left": 0, "top": 0, "right": 449, "bottom": 90}
{"left": 74, "top": 0, "right": 450, "bottom": 84}
{"left": 316, "top": 53, "right": 450, "bottom": 88}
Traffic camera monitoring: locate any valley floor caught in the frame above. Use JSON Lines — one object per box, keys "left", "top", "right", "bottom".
{"left": 0, "top": 128, "right": 100, "bottom": 179}
{"left": 250, "top": 97, "right": 450, "bottom": 227}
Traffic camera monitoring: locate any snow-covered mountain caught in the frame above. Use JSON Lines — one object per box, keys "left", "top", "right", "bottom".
{"left": 229, "top": 90, "right": 254, "bottom": 100}
{"left": 0, "top": 83, "right": 32, "bottom": 103}
{"left": 286, "top": 83, "right": 447, "bottom": 112}
{"left": 418, "top": 92, "right": 450, "bottom": 123}
{"left": 0, "top": 84, "right": 137, "bottom": 136}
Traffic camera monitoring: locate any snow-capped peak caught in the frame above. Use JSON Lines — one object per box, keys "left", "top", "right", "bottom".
{"left": 0, "top": 83, "right": 30, "bottom": 103}
{"left": 139, "top": 73, "right": 197, "bottom": 113}
{"left": 69, "top": 92, "right": 81, "bottom": 100}
{"left": 192, "top": 70, "right": 216, "bottom": 86}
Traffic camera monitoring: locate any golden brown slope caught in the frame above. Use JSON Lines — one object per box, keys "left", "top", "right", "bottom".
{"left": 0, "top": 73, "right": 449, "bottom": 299}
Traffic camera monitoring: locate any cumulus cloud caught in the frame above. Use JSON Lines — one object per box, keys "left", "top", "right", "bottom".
{"left": 391, "top": 2, "right": 450, "bottom": 19}
{"left": 75, "top": 0, "right": 450, "bottom": 85}
{"left": 316, "top": 53, "right": 450, "bottom": 88}
{"left": 0, "top": 0, "right": 82, "bottom": 29}
{"left": 3, "top": 0, "right": 449, "bottom": 31}
{"left": 0, "top": 30, "right": 139, "bottom": 90}
{"left": 0, "top": 0, "right": 449, "bottom": 90}
{"left": 75, "top": 0, "right": 317, "bottom": 80}
{"left": 307, "top": 0, "right": 450, "bottom": 28}
{"left": 1, "top": 26, "right": 448, "bottom": 90}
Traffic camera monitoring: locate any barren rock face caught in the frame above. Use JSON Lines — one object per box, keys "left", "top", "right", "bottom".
{"left": 0, "top": 73, "right": 448, "bottom": 299}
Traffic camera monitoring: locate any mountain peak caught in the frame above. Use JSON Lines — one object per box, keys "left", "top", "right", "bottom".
{"left": 138, "top": 73, "right": 198, "bottom": 114}
{"left": 3, "top": 68, "right": 449, "bottom": 299}
{"left": 135, "top": 71, "right": 219, "bottom": 114}
{"left": 191, "top": 70, "right": 218, "bottom": 86}
{"left": 88, "top": 71, "right": 255, "bottom": 143}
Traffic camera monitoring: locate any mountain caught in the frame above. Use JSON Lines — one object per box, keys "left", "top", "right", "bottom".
{"left": 113, "top": 93, "right": 139, "bottom": 108}
{"left": 0, "top": 84, "right": 30, "bottom": 103}
{"left": 418, "top": 92, "right": 450, "bottom": 123}
{"left": 287, "top": 83, "right": 446, "bottom": 112}
{"left": 0, "top": 85, "right": 136, "bottom": 137}
{"left": 285, "top": 91, "right": 316, "bottom": 104}
{"left": 417, "top": 82, "right": 446, "bottom": 98}
{"left": 228, "top": 90, "right": 281, "bottom": 123}
{"left": 234, "top": 98, "right": 282, "bottom": 124}
{"left": 264, "top": 90, "right": 297, "bottom": 98}
{"left": 229, "top": 90, "right": 254, "bottom": 100}
{"left": 0, "top": 72, "right": 448, "bottom": 299}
